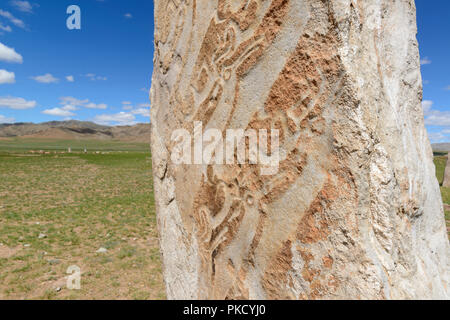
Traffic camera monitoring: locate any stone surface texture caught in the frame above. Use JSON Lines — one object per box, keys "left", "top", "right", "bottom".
{"left": 151, "top": 0, "right": 449, "bottom": 299}
{"left": 443, "top": 156, "right": 450, "bottom": 188}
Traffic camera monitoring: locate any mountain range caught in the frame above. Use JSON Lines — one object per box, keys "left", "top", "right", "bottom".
{"left": 0, "top": 121, "right": 151, "bottom": 143}
{"left": 432, "top": 143, "right": 450, "bottom": 152}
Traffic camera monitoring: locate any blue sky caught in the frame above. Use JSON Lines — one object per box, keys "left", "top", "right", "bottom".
{"left": 0, "top": 0, "right": 154, "bottom": 126}
{"left": 416, "top": 0, "right": 450, "bottom": 143}
{"left": 0, "top": 1, "right": 449, "bottom": 142}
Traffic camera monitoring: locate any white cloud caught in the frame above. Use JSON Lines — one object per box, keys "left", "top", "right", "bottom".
{"left": 31, "top": 73, "right": 59, "bottom": 83}
{"left": 0, "top": 96, "right": 36, "bottom": 109}
{"left": 94, "top": 112, "right": 136, "bottom": 126}
{"left": 122, "top": 101, "right": 132, "bottom": 110}
{"left": 121, "top": 102, "right": 151, "bottom": 113}
{"left": 422, "top": 100, "right": 450, "bottom": 128}
{"left": 132, "top": 108, "right": 150, "bottom": 116}
{"left": 445, "top": 85, "right": 450, "bottom": 91}
{"left": 0, "top": 42, "right": 23, "bottom": 63}
{"left": 59, "top": 96, "right": 88, "bottom": 106}
{"left": 124, "top": 13, "right": 133, "bottom": 19}
{"left": 428, "top": 128, "right": 450, "bottom": 143}
{"left": 84, "top": 73, "right": 107, "bottom": 81}
{"left": 61, "top": 105, "right": 77, "bottom": 111}
{"left": 10, "top": 1, "right": 34, "bottom": 13}
{"left": 85, "top": 102, "right": 107, "bottom": 109}
{"left": 66, "top": 75, "right": 74, "bottom": 82}
{"left": 42, "top": 104, "right": 78, "bottom": 118}
{"left": 0, "top": 9, "right": 25, "bottom": 29}
{"left": 420, "top": 57, "right": 431, "bottom": 65}
{"left": 428, "top": 131, "right": 449, "bottom": 144}
{"left": 0, "top": 69, "right": 15, "bottom": 84}
{"left": 424, "top": 110, "right": 450, "bottom": 127}
{"left": 42, "top": 105, "right": 77, "bottom": 117}
{"left": 422, "top": 100, "right": 433, "bottom": 114}
{"left": 58, "top": 96, "right": 107, "bottom": 110}
{"left": 0, "top": 23, "right": 12, "bottom": 32}
{"left": 42, "top": 107, "right": 75, "bottom": 117}
{"left": 420, "top": 100, "right": 450, "bottom": 143}
{"left": 0, "top": 114, "right": 15, "bottom": 123}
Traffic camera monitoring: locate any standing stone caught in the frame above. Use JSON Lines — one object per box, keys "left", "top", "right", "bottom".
{"left": 151, "top": 0, "right": 449, "bottom": 299}
{"left": 443, "top": 155, "right": 450, "bottom": 188}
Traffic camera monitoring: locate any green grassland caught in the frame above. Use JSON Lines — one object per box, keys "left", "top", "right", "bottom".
{"left": 0, "top": 138, "right": 149, "bottom": 153}
{"left": 433, "top": 154, "right": 450, "bottom": 237}
{"left": 434, "top": 154, "right": 450, "bottom": 203}
{"left": 0, "top": 138, "right": 164, "bottom": 300}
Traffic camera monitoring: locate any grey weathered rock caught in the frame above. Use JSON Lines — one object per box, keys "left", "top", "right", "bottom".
{"left": 443, "top": 155, "right": 450, "bottom": 188}
{"left": 48, "top": 259, "right": 60, "bottom": 265}
{"left": 151, "top": 0, "right": 449, "bottom": 299}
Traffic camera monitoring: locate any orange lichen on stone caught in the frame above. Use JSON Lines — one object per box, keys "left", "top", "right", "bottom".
{"left": 296, "top": 179, "right": 337, "bottom": 244}
{"left": 322, "top": 256, "right": 334, "bottom": 269}
{"left": 262, "top": 240, "right": 295, "bottom": 299}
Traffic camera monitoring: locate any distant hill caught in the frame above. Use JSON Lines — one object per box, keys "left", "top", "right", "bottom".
{"left": 0, "top": 121, "right": 151, "bottom": 143}
{"left": 432, "top": 143, "right": 450, "bottom": 153}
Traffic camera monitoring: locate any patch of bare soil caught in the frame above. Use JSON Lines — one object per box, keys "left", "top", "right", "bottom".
{"left": 0, "top": 245, "right": 19, "bottom": 259}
